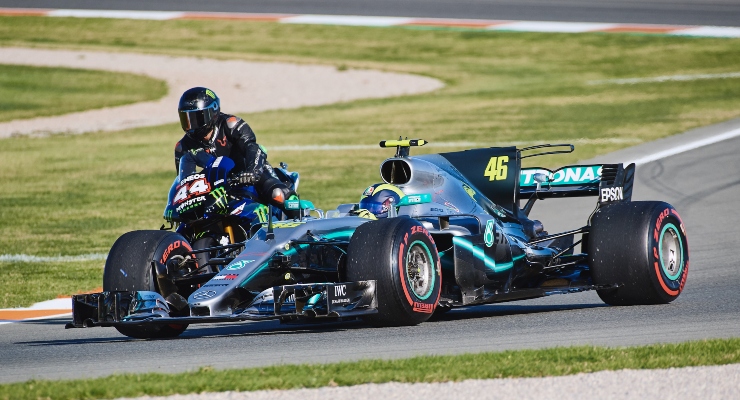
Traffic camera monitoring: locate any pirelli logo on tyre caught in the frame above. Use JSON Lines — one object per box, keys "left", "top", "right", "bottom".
{"left": 159, "top": 240, "right": 192, "bottom": 265}
{"left": 397, "top": 224, "right": 441, "bottom": 314}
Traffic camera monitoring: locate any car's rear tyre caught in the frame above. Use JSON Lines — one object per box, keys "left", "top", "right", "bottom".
{"left": 347, "top": 217, "right": 442, "bottom": 326}
{"left": 103, "top": 230, "right": 191, "bottom": 339}
{"left": 589, "top": 201, "right": 689, "bottom": 305}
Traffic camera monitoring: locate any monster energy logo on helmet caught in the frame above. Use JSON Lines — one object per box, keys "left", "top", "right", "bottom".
{"left": 206, "top": 89, "right": 216, "bottom": 99}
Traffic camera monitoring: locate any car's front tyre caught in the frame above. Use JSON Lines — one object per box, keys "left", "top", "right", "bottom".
{"left": 103, "top": 230, "right": 191, "bottom": 339}
{"left": 347, "top": 217, "right": 442, "bottom": 326}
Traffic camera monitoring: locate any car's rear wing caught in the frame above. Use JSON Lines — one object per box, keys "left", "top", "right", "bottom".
{"left": 519, "top": 163, "right": 635, "bottom": 204}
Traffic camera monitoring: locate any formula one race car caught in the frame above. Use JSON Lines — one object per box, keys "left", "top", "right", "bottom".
{"left": 68, "top": 140, "right": 689, "bottom": 339}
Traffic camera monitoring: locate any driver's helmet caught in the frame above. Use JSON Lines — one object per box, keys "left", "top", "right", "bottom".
{"left": 178, "top": 87, "right": 220, "bottom": 141}
{"left": 359, "top": 183, "right": 404, "bottom": 218}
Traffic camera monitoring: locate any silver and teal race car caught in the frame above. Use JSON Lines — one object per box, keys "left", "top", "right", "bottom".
{"left": 68, "top": 140, "right": 689, "bottom": 339}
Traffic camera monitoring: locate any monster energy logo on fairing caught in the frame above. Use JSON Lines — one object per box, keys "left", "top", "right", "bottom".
{"left": 210, "top": 186, "right": 228, "bottom": 211}
{"left": 254, "top": 204, "right": 269, "bottom": 223}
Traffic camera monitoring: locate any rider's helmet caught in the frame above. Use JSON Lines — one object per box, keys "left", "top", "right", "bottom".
{"left": 359, "top": 183, "right": 405, "bottom": 218}
{"left": 178, "top": 87, "right": 220, "bottom": 141}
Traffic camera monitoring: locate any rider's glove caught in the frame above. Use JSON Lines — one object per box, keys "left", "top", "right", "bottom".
{"left": 234, "top": 171, "right": 257, "bottom": 186}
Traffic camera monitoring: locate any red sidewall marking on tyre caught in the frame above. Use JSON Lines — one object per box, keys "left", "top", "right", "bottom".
{"left": 653, "top": 261, "right": 680, "bottom": 296}
{"left": 397, "top": 242, "right": 415, "bottom": 308}
{"left": 397, "top": 226, "right": 438, "bottom": 314}
{"left": 652, "top": 208, "right": 689, "bottom": 297}
{"left": 159, "top": 240, "right": 192, "bottom": 264}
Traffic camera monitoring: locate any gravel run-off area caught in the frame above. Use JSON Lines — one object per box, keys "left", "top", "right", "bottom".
{"left": 0, "top": 47, "right": 443, "bottom": 137}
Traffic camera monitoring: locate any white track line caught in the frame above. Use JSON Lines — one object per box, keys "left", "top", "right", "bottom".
{"left": 588, "top": 71, "right": 740, "bottom": 85}
{"left": 627, "top": 127, "right": 740, "bottom": 166}
{"left": 3, "top": 8, "right": 740, "bottom": 38}
{"left": 0, "top": 253, "right": 107, "bottom": 262}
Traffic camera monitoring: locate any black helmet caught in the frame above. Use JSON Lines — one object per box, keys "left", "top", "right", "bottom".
{"left": 178, "top": 87, "right": 220, "bottom": 140}
{"left": 359, "top": 183, "right": 404, "bottom": 218}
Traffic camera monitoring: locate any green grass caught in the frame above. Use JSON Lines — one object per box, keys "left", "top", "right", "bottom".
{"left": 1, "top": 338, "right": 738, "bottom": 400}
{"left": 1, "top": 17, "right": 740, "bottom": 305}
{"left": 0, "top": 64, "right": 166, "bottom": 122}
{"left": 0, "top": 260, "right": 103, "bottom": 308}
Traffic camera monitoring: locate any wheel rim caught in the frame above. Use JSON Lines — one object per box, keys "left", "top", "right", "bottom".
{"left": 406, "top": 241, "right": 434, "bottom": 300}
{"left": 659, "top": 223, "right": 684, "bottom": 280}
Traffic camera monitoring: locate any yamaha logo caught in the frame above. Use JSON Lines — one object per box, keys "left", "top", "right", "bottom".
{"left": 193, "top": 290, "right": 217, "bottom": 300}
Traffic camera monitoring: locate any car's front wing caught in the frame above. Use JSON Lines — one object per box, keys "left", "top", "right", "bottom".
{"left": 66, "top": 280, "right": 377, "bottom": 329}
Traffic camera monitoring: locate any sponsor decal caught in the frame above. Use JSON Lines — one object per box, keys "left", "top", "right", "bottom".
{"left": 397, "top": 225, "right": 440, "bottom": 313}
{"left": 520, "top": 166, "right": 601, "bottom": 187}
{"left": 241, "top": 252, "right": 268, "bottom": 257}
{"left": 363, "top": 186, "right": 375, "bottom": 196}
{"left": 159, "top": 240, "right": 191, "bottom": 264}
{"left": 413, "top": 302, "right": 434, "bottom": 313}
{"left": 192, "top": 290, "right": 216, "bottom": 300}
{"left": 484, "top": 156, "right": 509, "bottom": 181}
{"left": 255, "top": 205, "right": 269, "bottom": 223}
{"left": 205, "top": 89, "right": 216, "bottom": 99}
{"left": 272, "top": 221, "right": 306, "bottom": 228}
{"left": 180, "top": 173, "right": 205, "bottom": 185}
{"left": 225, "top": 259, "right": 256, "bottom": 270}
{"left": 210, "top": 186, "right": 226, "bottom": 200}
{"left": 230, "top": 202, "right": 246, "bottom": 215}
{"left": 173, "top": 175, "right": 211, "bottom": 206}
{"left": 213, "top": 274, "right": 238, "bottom": 280}
{"left": 212, "top": 157, "right": 223, "bottom": 168}
{"left": 491, "top": 206, "right": 506, "bottom": 218}
{"left": 175, "top": 195, "right": 206, "bottom": 213}
{"left": 444, "top": 201, "right": 460, "bottom": 213}
{"left": 331, "top": 285, "right": 350, "bottom": 305}
{"left": 600, "top": 187, "right": 623, "bottom": 202}
{"left": 651, "top": 208, "right": 688, "bottom": 296}
{"left": 430, "top": 207, "right": 445, "bottom": 213}
{"left": 202, "top": 283, "right": 230, "bottom": 287}
{"left": 462, "top": 184, "right": 476, "bottom": 199}
{"left": 484, "top": 220, "right": 495, "bottom": 248}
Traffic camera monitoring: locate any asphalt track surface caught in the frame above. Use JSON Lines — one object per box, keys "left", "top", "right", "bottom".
{"left": 1, "top": 118, "right": 739, "bottom": 383}
{"left": 3, "top": 0, "right": 740, "bottom": 27}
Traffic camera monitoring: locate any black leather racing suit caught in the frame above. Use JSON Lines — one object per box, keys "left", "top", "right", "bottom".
{"left": 174, "top": 112, "right": 295, "bottom": 212}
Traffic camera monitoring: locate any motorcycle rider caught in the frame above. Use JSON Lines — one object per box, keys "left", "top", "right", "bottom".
{"left": 174, "top": 87, "right": 296, "bottom": 216}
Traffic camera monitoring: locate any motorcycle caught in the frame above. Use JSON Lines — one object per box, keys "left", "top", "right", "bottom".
{"left": 162, "top": 156, "right": 299, "bottom": 271}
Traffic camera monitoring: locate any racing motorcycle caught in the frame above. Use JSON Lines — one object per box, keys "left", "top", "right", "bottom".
{"left": 162, "top": 156, "right": 299, "bottom": 271}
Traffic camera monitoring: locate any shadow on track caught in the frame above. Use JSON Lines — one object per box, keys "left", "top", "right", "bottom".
{"left": 18, "top": 300, "right": 607, "bottom": 346}
{"left": 427, "top": 301, "right": 608, "bottom": 323}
